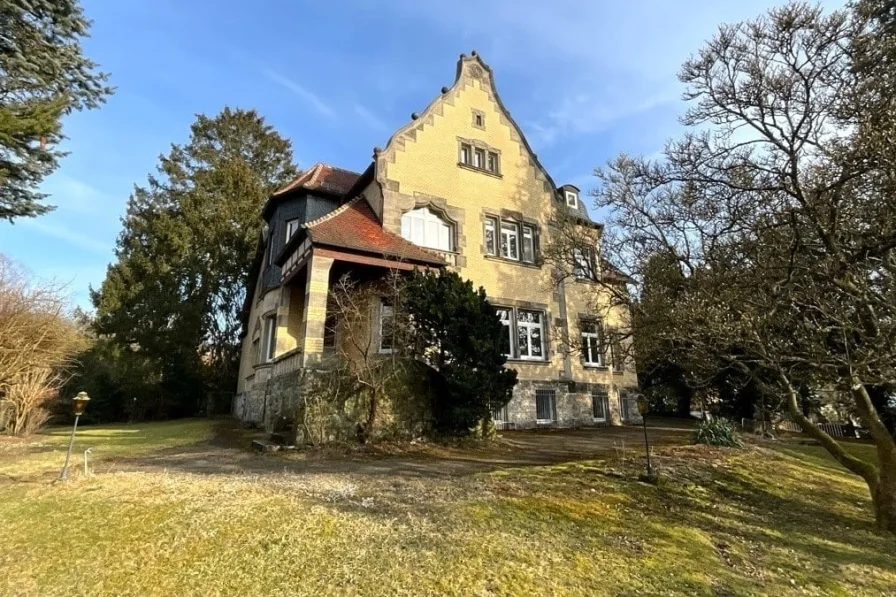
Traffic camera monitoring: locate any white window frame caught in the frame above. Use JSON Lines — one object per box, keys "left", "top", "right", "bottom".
{"left": 263, "top": 315, "right": 277, "bottom": 363}
{"left": 495, "top": 307, "right": 514, "bottom": 358}
{"left": 500, "top": 221, "right": 520, "bottom": 261}
{"left": 285, "top": 219, "right": 300, "bottom": 245}
{"left": 521, "top": 225, "right": 536, "bottom": 264}
{"left": 484, "top": 217, "right": 497, "bottom": 256}
{"left": 582, "top": 321, "right": 604, "bottom": 367}
{"left": 474, "top": 148, "right": 485, "bottom": 169}
{"left": 566, "top": 191, "right": 578, "bottom": 208}
{"left": 400, "top": 207, "right": 453, "bottom": 252}
{"left": 574, "top": 247, "right": 595, "bottom": 279}
{"left": 517, "top": 309, "right": 545, "bottom": 361}
{"left": 378, "top": 300, "right": 394, "bottom": 354}
{"left": 487, "top": 151, "right": 499, "bottom": 173}
{"left": 460, "top": 143, "right": 472, "bottom": 165}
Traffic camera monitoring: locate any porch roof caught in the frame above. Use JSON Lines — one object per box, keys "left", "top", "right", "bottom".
{"left": 286, "top": 196, "right": 445, "bottom": 267}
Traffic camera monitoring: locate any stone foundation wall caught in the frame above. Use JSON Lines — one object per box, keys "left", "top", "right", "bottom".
{"left": 499, "top": 380, "right": 642, "bottom": 430}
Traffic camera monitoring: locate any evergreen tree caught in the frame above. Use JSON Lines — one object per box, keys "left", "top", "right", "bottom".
{"left": 91, "top": 108, "right": 296, "bottom": 417}
{"left": 403, "top": 270, "right": 517, "bottom": 434}
{"left": 0, "top": 0, "right": 113, "bottom": 221}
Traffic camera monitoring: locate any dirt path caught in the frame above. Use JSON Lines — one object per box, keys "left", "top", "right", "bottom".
{"left": 113, "top": 418, "right": 694, "bottom": 480}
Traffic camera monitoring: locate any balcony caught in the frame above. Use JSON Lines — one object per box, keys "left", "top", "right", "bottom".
{"left": 428, "top": 249, "right": 459, "bottom": 266}
{"left": 271, "top": 348, "right": 303, "bottom": 377}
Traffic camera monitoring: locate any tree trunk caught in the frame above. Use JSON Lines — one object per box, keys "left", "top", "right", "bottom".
{"left": 874, "top": 468, "right": 896, "bottom": 534}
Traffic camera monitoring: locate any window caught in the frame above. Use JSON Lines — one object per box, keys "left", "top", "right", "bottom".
{"left": 460, "top": 143, "right": 472, "bottom": 165}
{"left": 495, "top": 306, "right": 547, "bottom": 361}
{"left": 474, "top": 148, "right": 485, "bottom": 169}
{"left": 610, "top": 334, "right": 624, "bottom": 372}
{"left": 263, "top": 315, "right": 277, "bottom": 363}
{"left": 496, "top": 307, "right": 513, "bottom": 357}
{"left": 592, "top": 386, "right": 609, "bottom": 421}
{"left": 581, "top": 321, "right": 604, "bottom": 366}
{"left": 378, "top": 300, "right": 394, "bottom": 353}
{"left": 401, "top": 206, "right": 452, "bottom": 251}
{"left": 484, "top": 217, "right": 497, "bottom": 255}
{"left": 500, "top": 221, "right": 519, "bottom": 260}
{"left": 566, "top": 190, "right": 578, "bottom": 208}
{"left": 535, "top": 389, "right": 556, "bottom": 423}
{"left": 285, "top": 219, "right": 299, "bottom": 244}
{"left": 252, "top": 338, "right": 260, "bottom": 365}
{"left": 474, "top": 113, "right": 484, "bottom": 127}
{"left": 517, "top": 310, "right": 544, "bottom": 360}
{"left": 574, "top": 247, "right": 595, "bottom": 279}
{"left": 487, "top": 152, "right": 499, "bottom": 173}
{"left": 521, "top": 225, "right": 536, "bottom": 264}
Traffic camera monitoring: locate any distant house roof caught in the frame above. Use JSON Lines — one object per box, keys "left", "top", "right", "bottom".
{"left": 298, "top": 197, "right": 445, "bottom": 266}
{"left": 274, "top": 163, "right": 361, "bottom": 196}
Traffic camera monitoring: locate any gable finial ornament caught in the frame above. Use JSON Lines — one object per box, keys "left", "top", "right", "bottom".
{"left": 411, "top": 112, "right": 419, "bottom": 120}
{"left": 441, "top": 86, "right": 449, "bottom": 94}
{"left": 471, "top": 49, "right": 478, "bottom": 57}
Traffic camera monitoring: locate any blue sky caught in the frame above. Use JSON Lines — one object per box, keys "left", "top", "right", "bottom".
{"left": 0, "top": 0, "right": 836, "bottom": 308}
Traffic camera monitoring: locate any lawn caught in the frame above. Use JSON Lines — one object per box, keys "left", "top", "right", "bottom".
{"left": 0, "top": 419, "right": 893, "bottom": 597}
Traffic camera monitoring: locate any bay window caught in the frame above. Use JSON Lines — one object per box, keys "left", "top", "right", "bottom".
{"left": 262, "top": 315, "right": 277, "bottom": 363}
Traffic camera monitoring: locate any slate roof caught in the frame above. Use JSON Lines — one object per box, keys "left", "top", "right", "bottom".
{"left": 304, "top": 197, "right": 445, "bottom": 266}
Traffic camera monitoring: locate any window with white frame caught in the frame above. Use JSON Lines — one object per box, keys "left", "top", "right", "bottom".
{"left": 566, "top": 190, "right": 578, "bottom": 208}
{"left": 262, "top": 315, "right": 277, "bottom": 362}
{"left": 285, "top": 219, "right": 300, "bottom": 244}
{"left": 460, "top": 143, "right": 472, "bottom": 165}
{"left": 535, "top": 388, "right": 556, "bottom": 423}
{"left": 484, "top": 217, "right": 497, "bottom": 255}
{"left": 494, "top": 306, "right": 548, "bottom": 361}
{"left": 591, "top": 386, "right": 609, "bottom": 421}
{"left": 487, "top": 151, "right": 500, "bottom": 174}
{"left": 378, "top": 299, "right": 394, "bottom": 353}
{"left": 581, "top": 320, "right": 604, "bottom": 366}
{"left": 500, "top": 221, "right": 519, "bottom": 260}
{"left": 474, "top": 148, "right": 485, "bottom": 169}
{"left": 401, "top": 206, "right": 453, "bottom": 252}
{"left": 573, "top": 247, "right": 595, "bottom": 279}
{"left": 496, "top": 307, "right": 513, "bottom": 357}
{"left": 517, "top": 310, "right": 544, "bottom": 360}
{"left": 521, "top": 225, "right": 536, "bottom": 264}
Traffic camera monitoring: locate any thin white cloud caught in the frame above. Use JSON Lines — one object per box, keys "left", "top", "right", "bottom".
{"left": 42, "top": 174, "right": 107, "bottom": 214}
{"left": 354, "top": 104, "right": 387, "bottom": 131}
{"left": 19, "top": 219, "right": 111, "bottom": 255}
{"left": 262, "top": 68, "right": 337, "bottom": 120}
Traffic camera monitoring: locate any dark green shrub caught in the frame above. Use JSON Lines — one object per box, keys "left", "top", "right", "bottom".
{"left": 692, "top": 417, "right": 743, "bottom": 447}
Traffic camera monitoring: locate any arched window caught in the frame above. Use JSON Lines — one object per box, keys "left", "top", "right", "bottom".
{"left": 400, "top": 206, "right": 453, "bottom": 251}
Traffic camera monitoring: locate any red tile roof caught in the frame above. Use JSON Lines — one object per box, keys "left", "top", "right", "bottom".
{"left": 306, "top": 198, "right": 445, "bottom": 266}
{"left": 274, "top": 163, "right": 361, "bottom": 196}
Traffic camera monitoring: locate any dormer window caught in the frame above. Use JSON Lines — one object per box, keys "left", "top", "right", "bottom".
{"left": 565, "top": 191, "right": 578, "bottom": 208}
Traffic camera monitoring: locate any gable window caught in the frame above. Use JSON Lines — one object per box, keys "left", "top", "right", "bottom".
{"left": 500, "top": 221, "right": 519, "bottom": 260}
{"left": 474, "top": 113, "right": 484, "bottom": 127}
{"left": 487, "top": 152, "right": 500, "bottom": 174}
{"left": 521, "top": 225, "right": 536, "bottom": 264}
{"left": 496, "top": 307, "right": 513, "bottom": 357}
{"left": 262, "top": 315, "right": 277, "bottom": 363}
{"left": 517, "top": 310, "right": 544, "bottom": 360}
{"left": 535, "top": 388, "right": 556, "bottom": 424}
{"left": 592, "top": 386, "right": 609, "bottom": 422}
{"left": 401, "top": 206, "right": 453, "bottom": 252}
{"left": 378, "top": 299, "right": 394, "bottom": 354}
{"left": 574, "top": 247, "right": 595, "bottom": 280}
{"left": 484, "top": 217, "right": 497, "bottom": 255}
{"left": 285, "top": 219, "right": 300, "bottom": 244}
{"left": 460, "top": 143, "right": 472, "bottom": 165}
{"left": 474, "top": 148, "right": 486, "bottom": 169}
{"left": 566, "top": 191, "right": 578, "bottom": 208}
{"left": 581, "top": 321, "right": 604, "bottom": 367}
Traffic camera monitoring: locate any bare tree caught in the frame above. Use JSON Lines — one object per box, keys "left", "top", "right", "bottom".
{"left": 0, "top": 254, "right": 85, "bottom": 435}
{"left": 593, "top": 3, "right": 896, "bottom": 533}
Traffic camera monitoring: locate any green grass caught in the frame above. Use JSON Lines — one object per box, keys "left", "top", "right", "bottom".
{"left": 0, "top": 421, "right": 894, "bottom": 596}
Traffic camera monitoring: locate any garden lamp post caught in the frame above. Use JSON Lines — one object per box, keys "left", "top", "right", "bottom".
{"left": 59, "top": 391, "right": 90, "bottom": 481}
{"left": 635, "top": 396, "right": 655, "bottom": 478}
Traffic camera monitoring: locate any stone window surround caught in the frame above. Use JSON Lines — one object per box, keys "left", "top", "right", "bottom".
{"left": 481, "top": 209, "right": 541, "bottom": 268}
{"left": 488, "top": 296, "right": 552, "bottom": 363}
{"left": 457, "top": 137, "right": 501, "bottom": 177}
{"left": 383, "top": 191, "right": 468, "bottom": 268}
{"left": 471, "top": 108, "right": 486, "bottom": 130}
